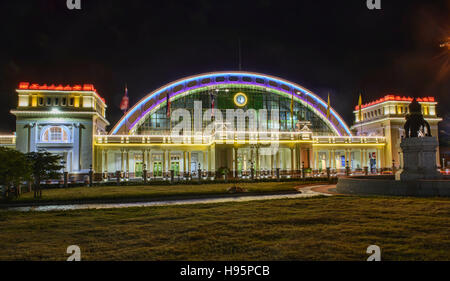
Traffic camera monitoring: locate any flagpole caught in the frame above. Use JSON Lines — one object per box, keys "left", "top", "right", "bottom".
{"left": 358, "top": 93, "right": 363, "bottom": 136}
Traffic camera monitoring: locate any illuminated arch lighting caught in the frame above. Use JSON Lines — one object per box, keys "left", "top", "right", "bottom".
{"left": 110, "top": 72, "right": 352, "bottom": 136}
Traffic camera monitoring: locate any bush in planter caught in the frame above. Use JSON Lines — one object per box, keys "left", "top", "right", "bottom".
{"left": 217, "top": 167, "right": 230, "bottom": 180}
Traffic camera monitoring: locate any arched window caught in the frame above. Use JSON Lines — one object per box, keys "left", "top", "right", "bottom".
{"left": 42, "top": 126, "right": 69, "bottom": 143}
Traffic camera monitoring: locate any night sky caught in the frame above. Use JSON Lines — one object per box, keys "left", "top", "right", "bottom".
{"left": 0, "top": 0, "right": 448, "bottom": 139}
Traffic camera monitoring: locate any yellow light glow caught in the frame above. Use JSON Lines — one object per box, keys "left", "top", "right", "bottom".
{"left": 30, "top": 95, "right": 37, "bottom": 107}
{"left": 74, "top": 96, "right": 80, "bottom": 108}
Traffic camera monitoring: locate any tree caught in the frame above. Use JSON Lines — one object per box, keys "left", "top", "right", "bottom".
{"left": 0, "top": 147, "right": 32, "bottom": 199}
{"left": 26, "top": 151, "right": 64, "bottom": 198}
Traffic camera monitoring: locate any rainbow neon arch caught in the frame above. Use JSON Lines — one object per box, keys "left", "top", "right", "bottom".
{"left": 110, "top": 71, "right": 352, "bottom": 136}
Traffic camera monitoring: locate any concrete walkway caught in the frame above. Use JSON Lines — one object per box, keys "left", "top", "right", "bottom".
{"left": 3, "top": 185, "right": 334, "bottom": 212}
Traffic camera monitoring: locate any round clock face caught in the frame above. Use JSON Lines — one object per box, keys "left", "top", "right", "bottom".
{"left": 234, "top": 92, "right": 248, "bottom": 107}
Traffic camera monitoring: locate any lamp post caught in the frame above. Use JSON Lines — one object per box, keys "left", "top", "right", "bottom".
{"left": 249, "top": 160, "right": 255, "bottom": 181}
{"left": 61, "top": 160, "right": 68, "bottom": 188}
{"left": 143, "top": 163, "right": 147, "bottom": 184}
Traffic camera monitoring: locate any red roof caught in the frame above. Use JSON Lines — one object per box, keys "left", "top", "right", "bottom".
{"left": 18, "top": 82, "right": 105, "bottom": 103}
{"left": 354, "top": 94, "right": 436, "bottom": 110}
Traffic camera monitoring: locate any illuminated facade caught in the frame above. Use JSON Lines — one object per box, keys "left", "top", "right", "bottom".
{"left": 1, "top": 71, "right": 442, "bottom": 181}
{"left": 10, "top": 83, "right": 109, "bottom": 177}
{"left": 351, "top": 95, "right": 441, "bottom": 168}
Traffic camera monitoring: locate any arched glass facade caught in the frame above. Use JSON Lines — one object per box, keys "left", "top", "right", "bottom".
{"left": 135, "top": 85, "right": 334, "bottom": 136}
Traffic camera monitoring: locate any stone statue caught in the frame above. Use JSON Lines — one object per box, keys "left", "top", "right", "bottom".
{"left": 404, "top": 98, "right": 431, "bottom": 138}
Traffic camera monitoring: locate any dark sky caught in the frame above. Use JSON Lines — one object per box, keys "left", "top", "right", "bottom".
{"left": 0, "top": 0, "right": 448, "bottom": 135}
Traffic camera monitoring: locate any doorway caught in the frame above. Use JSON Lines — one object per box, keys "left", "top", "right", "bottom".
{"left": 153, "top": 161, "right": 162, "bottom": 177}
{"left": 135, "top": 162, "right": 143, "bottom": 178}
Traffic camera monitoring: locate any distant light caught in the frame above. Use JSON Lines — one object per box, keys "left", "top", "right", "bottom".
{"left": 51, "top": 108, "right": 60, "bottom": 113}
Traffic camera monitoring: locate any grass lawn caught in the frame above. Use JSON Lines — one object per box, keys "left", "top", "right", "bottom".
{"left": 6, "top": 181, "right": 317, "bottom": 204}
{"left": 0, "top": 195, "right": 449, "bottom": 260}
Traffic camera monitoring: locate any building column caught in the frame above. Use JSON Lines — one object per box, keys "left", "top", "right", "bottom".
{"left": 142, "top": 149, "right": 146, "bottom": 171}
{"left": 168, "top": 150, "right": 172, "bottom": 173}
{"left": 278, "top": 150, "right": 282, "bottom": 169}
{"left": 256, "top": 147, "right": 260, "bottom": 176}
{"left": 331, "top": 149, "right": 335, "bottom": 169}
{"left": 290, "top": 148, "right": 295, "bottom": 172}
{"left": 270, "top": 152, "right": 274, "bottom": 176}
{"left": 104, "top": 149, "right": 108, "bottom": 173}
{"left": 298, "top": 146, "right": 303, "bottom": 169}
{"left": 121, "top": 149, "right": 124, "bottom": 173}
{"left": 188, "top": 151, "right": 191, "bottom": 175}
{"left": 182, "top": 151, "right": 186, "bottom": 175}
{"left": 314, "top": 149, "right": 319, "bottom": 170}
{"left": 349, "top": 149, "right": 353, "bottom": 170}
{"left": 207, "top": 149, "right": 211, "bottom": 174}
{"left": 203, "top": 151, "right": 207, "bottom": 171}
{"left": 344, "top": 149, "right": 348, "bottom": 167}
{"left": 98, "top": 149, "right": 103, "bottom": 173}
{"left": 211, "top": 146, "right": 216, "bottom": 173}
{"left": 362, "top": 149, "right": 366, "bottom": 168}
{"left": 234, "top": 147, "right": 238, "bottom": 177}
{"left": 147, "top": 149, "right": 151, "bottom": 173}
{"left": 307, "top": 148, "right": 312, "bottom": 169}
{"left": 376, "top": 148, "right": 381, "bottom": 170}
{"left": 126, "top": 149, "right": 130, "bottom": 178}
{"left": 360, "top": 149, "right": 364, "bottom": 169}
{"left": 162, "top": 150, "right": 167, "bottom": 177}
{"left": 327, "top": 149, "right": 331, "bottom": 168}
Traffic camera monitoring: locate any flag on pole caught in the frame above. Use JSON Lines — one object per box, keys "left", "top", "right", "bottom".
{"left": 326, "top": 93, "right": 331, "bottom": 119}
{"left": 210, "top": 91, "right": 215, "bottom": 118}
{"left": 166, "top": 91, "right": 171, "bottom": 118}
{"left": 358, "top": 93, "right": 363, "bottom": 121}
{"left": 120, "top": 85, "right": 129, "bottom": 113}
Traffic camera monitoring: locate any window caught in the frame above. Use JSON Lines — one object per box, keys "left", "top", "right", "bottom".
{"left": 69, "top": 98, "right": 74, "bottom": 106}
{"left": 255, "top": 78, "right": 265, "bottom": 84}
{"left": 46, "top": 98, "right": 52, "bottom": 106}
{"left": 54, "top": 98, "right": 59, "bottom": 105}
{"left": 61, "top": 98, "right": 67, "bottom": 106}
{"left": 41, "top": 126, "right": 69, "bottom": 143}
{"left": 38, "top": 97, "right": 44, "bottom": 106}
{"left": 268, "top": 80, "right": 278, "bottom": 87}
{"left": 187, "top": 81, "right": 197, "bottom": 87}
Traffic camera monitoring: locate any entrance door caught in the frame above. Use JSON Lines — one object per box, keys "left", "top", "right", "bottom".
{"left": 171, "top": 161, "right": 180, "bottom": 176}
{"left": 191, "top": 162, "right": 197, "bottom": 173}
{"left": 237, "top": 156, "right": 243, "bottom": 174}
{"left": 135, "top": 162, "right": 143, "bottom": 178}
{"left": 153, "top": 161, "right": 162, "bottom": 177}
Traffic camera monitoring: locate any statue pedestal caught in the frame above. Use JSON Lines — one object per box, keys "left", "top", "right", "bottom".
{"left": 395, "top": 137, "right": 441, "bottom": 181}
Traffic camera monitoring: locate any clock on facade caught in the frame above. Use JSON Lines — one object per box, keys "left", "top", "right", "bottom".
{"left": 233, "top": 92, "right": 248, "bottom": 107}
